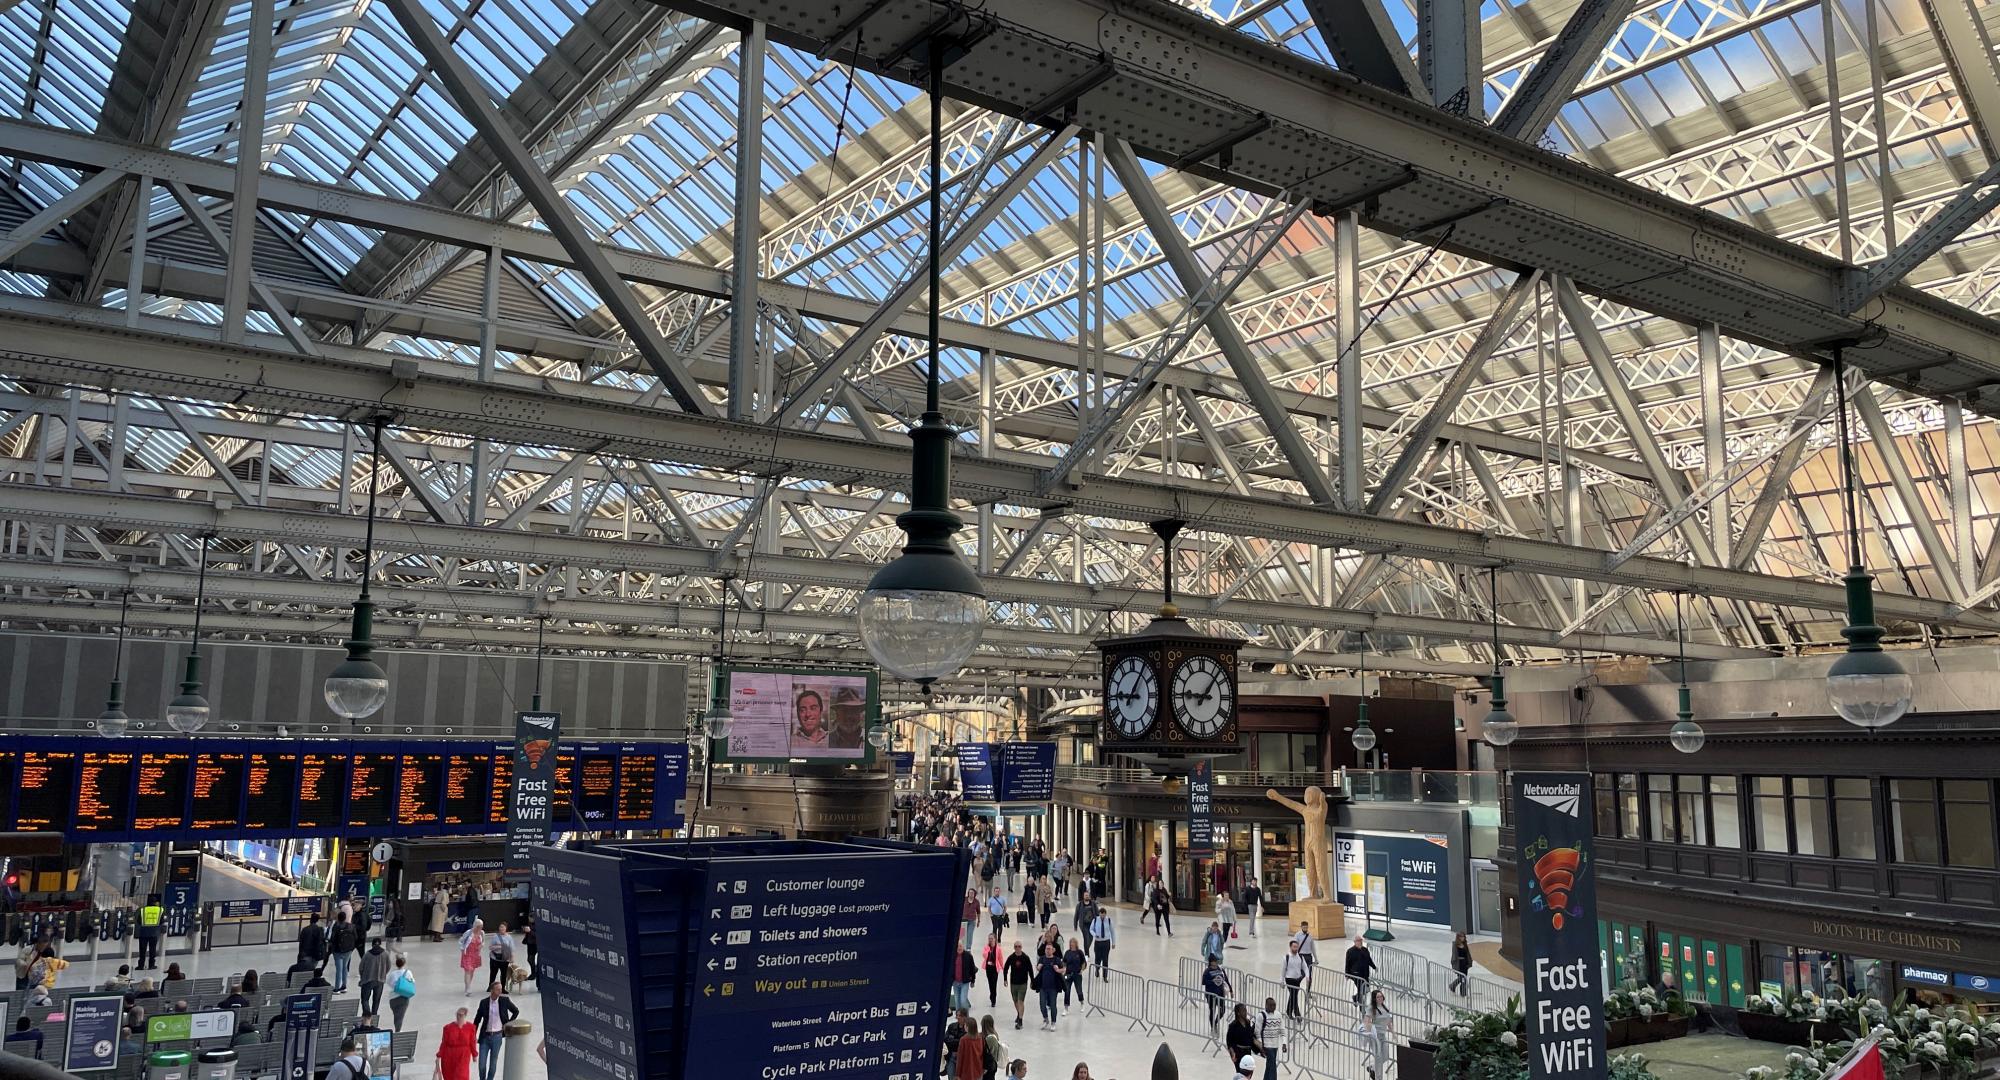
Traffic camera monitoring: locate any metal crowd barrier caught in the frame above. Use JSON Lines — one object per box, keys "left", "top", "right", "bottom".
{"left": 1143, "top": 978, "right": 1227, "bottom": 1056}
{"left": 1369, "top": 941, "right": 1518, "bottom": 1013}
{"left": 1082, "top": 968, "right": 1157, "bottom": 1034}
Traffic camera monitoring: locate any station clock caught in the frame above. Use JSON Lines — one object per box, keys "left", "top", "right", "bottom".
{"left": 1096, "top": 615, "right": 1241, "bottom": 752}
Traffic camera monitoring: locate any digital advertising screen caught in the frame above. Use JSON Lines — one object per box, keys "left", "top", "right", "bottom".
{"left": 714, "top": 664, "right": 877, "bottom": 763}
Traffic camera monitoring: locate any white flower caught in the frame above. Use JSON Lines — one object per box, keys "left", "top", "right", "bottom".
{"left": 1786, "top": 1054, "right": 1803, "bottom": 1065}
{"left": 1640, "top": 1005, "right": 1655, "bottom": 1019}
{"left": 1500, "top": 1032, "right": 1518, "bottom": 1047}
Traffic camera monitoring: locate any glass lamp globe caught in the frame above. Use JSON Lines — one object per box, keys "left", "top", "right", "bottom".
{"left": 164, "top": 693, "right": 210, "bottom": 734}
{"left": 858, "top": 587, "right": 986, "bottom": 683}
{"left": 1481, "top": 706, "right": 1518, "bottom": 747}
{"left": 323, "top": 657, "right": 390, "bottom": 720}
{"left": 1669, "top": 718, "right": 1706, "bottom": 754}
{"left": 704, "top": 703, "right": 734, "bottom": 743}
{"left": 866, "top": 727, "right": 892, "bottom": 750}
{"left": 97, "top": 710, "right": 130, "bottom": 737}
{"left": 1826, "top": 651, "right": 1912, "bottom": 729}
{"left": 1350, "top": 724, "right": 1378, "bottom": 752}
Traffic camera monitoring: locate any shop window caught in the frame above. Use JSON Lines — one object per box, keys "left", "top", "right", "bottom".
{"left": 1675, "top": 776, "right": 1709, "bottom": 846}
{"left": 1710, "top": 776, "right": 1741, "bottom": 849}
{"left": 1891, "top": 779, "right": 1942, "bottom": 865}
{"left": 1647, "top": 774, "right": 1676, "bottom": 843}
{"left": 1595, "top": 773, "right": 1617, "bottom": 837}
{"left": 1752, "top": 776, "right": 1788, "bottom": 852}
{"left": 1617, "top": 774, "right": 1641, "bottom": 839}
{"left": 1943, "top": 780, "right": 1995, "bottom": 869}
{"left": 1832, "top": 778, "right": 1875, "bottom": 860}
{"left": 1791, "top": 778, "right": 1829, "bottom": 857}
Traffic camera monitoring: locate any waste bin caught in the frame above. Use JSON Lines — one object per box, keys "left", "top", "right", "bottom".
{"left": 147, "top": 1049, "right": 193, "bottom": 1080}
{"left": 197, "top": 1047, "right": 237, "bottom": 1080}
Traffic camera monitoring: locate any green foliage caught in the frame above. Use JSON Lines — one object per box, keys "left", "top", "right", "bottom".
{"left": 1432, "top": 995, "right": 1659, "bottom": 1080}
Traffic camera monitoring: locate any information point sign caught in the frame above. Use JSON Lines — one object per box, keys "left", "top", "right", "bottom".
{"left": 1514, "top": 772, "right": 1607, "bottom": 1080}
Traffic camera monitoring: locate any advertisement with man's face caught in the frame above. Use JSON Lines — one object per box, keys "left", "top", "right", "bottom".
{"left": 717, "top": 666, "right": 875, "bottom": 762}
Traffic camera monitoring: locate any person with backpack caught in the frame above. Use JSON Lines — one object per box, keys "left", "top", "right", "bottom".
{"left": 980, "top": 1015, "right": 1005, "bottom": 1080}
{"left": 298, "top": 914, "right": 327, "bottom": 968}
{"left": 359, "top": 938, "right": 390, "bottom": 1016}
{"left": 327, "top": 1036, "right": 367, "bottom": 1080}
{"left": 486, "top": 923, "right": 517, "bottom": 994}
{"left": 328, "top": 913, "right": 358, "bottom": 992}
{"left": 388, "top": 954, "right": 416, "bottom": 1032}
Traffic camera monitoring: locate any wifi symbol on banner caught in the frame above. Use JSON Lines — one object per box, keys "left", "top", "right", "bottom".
{"left": 1531, "top": 847, "right": 1582, "bottom": 930}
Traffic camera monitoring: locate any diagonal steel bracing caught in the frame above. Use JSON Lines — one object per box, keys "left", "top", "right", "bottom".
{"left": 1492, "top": 0, "right": 1638, "bottom": 141}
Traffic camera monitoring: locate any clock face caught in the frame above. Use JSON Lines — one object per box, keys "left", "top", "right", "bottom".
{"left": 1170, "top": 654, "right": 1235, "bottom": 738}
{"left": 1106, "top": 655, "right": 1160, "bottom": 738}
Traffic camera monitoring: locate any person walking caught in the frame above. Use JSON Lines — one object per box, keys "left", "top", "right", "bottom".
{"left": 327, "top": 913, "right": 357, "bottom": 992}
{"left": 1140, "top": 878, "right": 1156, "bottom": 930}
{"left": 980, "top": 1015, "right": 1005, "bottom": 1080}
{"left": 1450, "top": 932, "right": 1473, "bottom": 998}
{"left": 1344, "top": 935, "right": 1375, "bottom": 1006}
{"left": 1072, "top": 893, "right": 1096, "bottom": 950}
{"left": 953, "top": 946, "right": 977, "bottom": 1013}
{"left": 487, "top": 924, "right": 517, "bottom": 994}
{"left": 520, "top": 920, "right": 537, "bottom": 984}
{"left": 359, "top": 937, "right": 390, "bottom": 1016}
{"left": 1225, "top": 1003, "right": 1260, "bottom": 1068}
{"left": 1257, "top": 997, "right": 1285, "bottom": 1080}
{"left": 136, "top": 894, "right": 163, "bottom": 970}
{"left": 1088, "top": 907, "right": 1115, "bottom": 981}
{"left": 327, "top": 1036, "right": 367, "bottom": 1080}
{"left": 1281, "top": 940, "right": 1310, "bottom": 1019}
{"left": 1200, "top": 957, "right": 1233, "bottom": 1038}
{"left": 458, "top": 919, "right": 486, "bottom": 996}
{"left": 952, "top": 1010, "right": 983, "bottom": 1080}
{"left": 436, "top": 1007, "right": 477, "bottom": 1080}
{"left": 1360, "top": 988, "right": 1393, "bottom": 1079}
{"left": 1003, "top": 942, "right": 1034, "bottom": 1030}
{"left": 1201, "top": 921, "right": 1226, "bottom": 966}
{"left": 1216, "top": 893, "right": 1238, "bottom": 945}
{"left": 388, "top": 954, "right": 416, "bottom": 1032}
{"left": 1241, "top": 881, "right": 1262, "bottom": 937}
{"left": 982, "top": 934, "right": 1002, "bottom": 1008}
{"left": 1062, "top": 937, "right": 1086, "bottom": 1009}
{"left": 1292, "top": 922, "right": 1318, "bottom": 984}
{"left": 1038, "top": 881, "right": 1057, "bottom": 929}
{"left": 962, "top": 890, "right": 982, "bottom": 952}
{"left": 471, "top": 981, "right": 518, "bottom": 1080}
{"left": 987, "top": 890, "right": 1009, "bottom": 942}
{"left": 1150, "top": 882, "right": 1173, "bottom": 937}
{"left": 1033, "top": 944, "right": 1064, "bottom": 1030}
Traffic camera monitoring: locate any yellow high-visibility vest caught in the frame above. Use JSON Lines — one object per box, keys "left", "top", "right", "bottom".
{"left": 139, "top": 905, "right": 162, "bottom": 928}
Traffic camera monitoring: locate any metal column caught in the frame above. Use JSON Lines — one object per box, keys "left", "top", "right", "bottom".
{"left": 729, "top": 22, "right": 765, "bottom": 420}
{"left": 222, "top": 0, "right": 272, "bottom": 343}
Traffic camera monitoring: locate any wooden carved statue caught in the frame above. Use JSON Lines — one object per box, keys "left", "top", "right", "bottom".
{"left": 1265, "top": 786, "right": 1333, "bottom": 902}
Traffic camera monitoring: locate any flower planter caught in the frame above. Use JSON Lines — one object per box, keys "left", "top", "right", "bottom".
{"left": 1397, "top": 1039, "right": 1438, "bottom": 1080}
{"left": 1739, "top": 1011, "right": 1821, "bottom": 1045}
{"left": 1607, "top": 1019, "right": 1635, "bottom": 1049}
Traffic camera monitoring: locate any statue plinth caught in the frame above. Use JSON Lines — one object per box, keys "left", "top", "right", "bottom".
{"left": 1292, "top": 899, "right": 1345, "bottom": 940}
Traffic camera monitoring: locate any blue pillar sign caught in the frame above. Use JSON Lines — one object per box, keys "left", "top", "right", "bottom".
{"left": 532, "top": 848, "right": 642, "bottom": 1080}
{"left": 162, "top": 881, "right": 199, "bottom": 936}
{"left": 685, "top": 854, "right": 957, "bottom": 1079}
{"left": 282, "top": 994, "right": 322, "bottom": 1080}
{"left": 62, "top": 994, "right": 124, "bottom": 1073}
{"left": 1514, "top": 772, "right": 1607, "bottom": 1080}
{"left": 1187, "top": 758, "right": 1215, "bottom": 859}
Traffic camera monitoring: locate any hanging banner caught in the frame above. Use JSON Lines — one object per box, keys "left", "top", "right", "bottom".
{"left": 1515, "top": 772, "right": 1606, "bottom": 1080}
{"left": 956, "top": 743, "right": 997, "bottom": 801}
{"left": 282, "top": 994, "right": 322, "bottom": 1080}
{"left": 505, "top": 711, "right": 562, "bottom": 876}
{"left": 1187, "top": 758, "right": 1215, "bottom": 859}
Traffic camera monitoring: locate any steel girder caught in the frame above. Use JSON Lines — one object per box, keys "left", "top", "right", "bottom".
{"left": 660, "top": 0, "right": 2000, "bottom": 403}
{"left": 0, "top": 309, "right": 1990, "bottom": 638}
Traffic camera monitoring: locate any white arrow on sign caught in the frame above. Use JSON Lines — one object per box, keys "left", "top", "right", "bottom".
{"left": 708, "top": 933, "right": 720, "bottom": 945}
{"left": 705, "top": 959, "right": 717, "bottom": 971}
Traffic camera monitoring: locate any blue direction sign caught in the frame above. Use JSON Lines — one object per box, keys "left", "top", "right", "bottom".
{"left": 279, "top": 897, "right": 322, "bottom": 917}
{"left": 997, "top": 743, "right": 1056, "bottom": 802}
{"left": 683, "top": 851, "right": 959, "bottom": 1080}
{"left": 532, "top": 848, "right": 642, "bottom": 1080}
{"left": 218, "top": 899, "right": 266, "bottom": 919}
{"left": 956, "top": 744, "right": 997, "bottom": 802}
{"left": 162, "top": 882, "right": 198, "bottom": 936}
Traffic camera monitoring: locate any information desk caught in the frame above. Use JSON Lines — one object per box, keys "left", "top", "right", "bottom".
{"left": 533, "top": 838, "right": 968, "bottom": 1080}
{"left": 0, "top": 736, "right": 689, "bottom": 841}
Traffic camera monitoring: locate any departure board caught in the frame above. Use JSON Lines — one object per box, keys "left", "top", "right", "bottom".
{"left": 397, "top": 752, "right": 442, "bottom": 828}
{"left": 191, "top": 752, "right": 246, "bottom": 832}
{"left": 295, "top": 753, "right": 346, "bottom": 831}
{"left": 74, "top": 751, "right": 135, "bottom": 833}
{"left": 244, "top": 751, "right": 298, "bottom": 832}
{"left": 553, "top": 753, "right": 576, "bottom": 824}
{"left": 574, "top": 753, "right": 616, "bottom": 824}
{"left": 0, "top": 736, "right": 687, "bottom": 839}
{"left": 615, "top": 750, "right": 657, "bottom": 823}
{"left": 346, "top": 753, "right": 395, "bottom": 829}
{"left": 487, "top": 749, "right": 514, "bottom": 826}
{"left": 16, "top": 749, "right": 75, "bottom": 832}
{"left": 442, "top": 753, "right": 488, "bottom": 828}
{"left": 133, "top": 751, "right": 190, "bottom": 831}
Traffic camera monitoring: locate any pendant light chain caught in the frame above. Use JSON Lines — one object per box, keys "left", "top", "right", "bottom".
{"left": 1832, "top": 348, "right": 1861, "bottom": 569}
{"left": 191, "top": 532, "right": 209, "bottom": 644}
{"left": 361, "top": 416, "right": 383, "bottom": 600}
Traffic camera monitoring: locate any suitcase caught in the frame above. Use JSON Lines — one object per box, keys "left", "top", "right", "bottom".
{"left": 1016, "top": 910, "right": 1032, "bottom": 925}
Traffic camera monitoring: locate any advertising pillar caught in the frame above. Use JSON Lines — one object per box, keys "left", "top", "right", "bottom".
{"left": 1514, "top": 772, "right": 1606, "bottom": 1080}
{"left": 506, "top": 711, "right": 561, "bottom": 876}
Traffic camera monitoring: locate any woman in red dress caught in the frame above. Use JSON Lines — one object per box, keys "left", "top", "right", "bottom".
{"left": 436, "top": 1007, "right": 477, "bottom": 1080}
